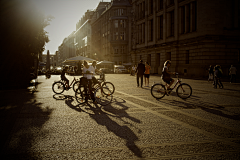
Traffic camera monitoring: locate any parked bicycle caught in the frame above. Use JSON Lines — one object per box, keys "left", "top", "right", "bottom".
{"left": 151, "top": 73, "right": 192, "bottom": 99}
{"left": 75, "top": 73, "right": 113, "bottom": 106}
{"left": 52, "top": 76, "right": 80, "bottom": 94}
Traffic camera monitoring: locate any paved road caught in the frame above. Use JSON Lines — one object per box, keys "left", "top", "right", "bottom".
{"left": 0, "top": 74, "right": 240, "bottom": 159}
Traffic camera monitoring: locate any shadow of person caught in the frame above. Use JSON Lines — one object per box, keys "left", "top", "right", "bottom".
{"left": 89, "top": 108, "right": 143, "bottom": 158}
{"left": 160, "top": 98, "right": 240, "bottom": 121}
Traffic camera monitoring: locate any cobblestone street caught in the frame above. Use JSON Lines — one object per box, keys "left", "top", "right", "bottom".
{"left": 1, "top": 74, "right": 240, "bottom": 159}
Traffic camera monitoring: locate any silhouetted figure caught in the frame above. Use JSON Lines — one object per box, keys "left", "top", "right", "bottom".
{"left": 229, "top": 65, "right": 237, "bottom": 83}
{"left": 208, "top": 65, "right": 214, "bottom": 82}
{"left": 214, "top": 65, "right": 223, "bottom": 89}
{"left": 135, "top": 60, "right": 145, "bottom": 88}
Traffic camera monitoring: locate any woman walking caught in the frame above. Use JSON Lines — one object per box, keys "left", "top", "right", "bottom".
{"left": 144, "top": 62, "right": 151, "bottom": 87}
{"left": 208, "top": 65, "right": 214, "bottom": 82}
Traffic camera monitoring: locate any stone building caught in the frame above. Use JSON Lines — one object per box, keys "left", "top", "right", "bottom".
{"left": 59, "top": 31, "right": 76, "bottom": 63}
{"left": 130, "top": 0, "right": 240, "bottom": 77}
{"left": 91, "top": 0, "right": 132, "bottom": 64}
{"left": 75, "top": 10, "right": 94, "bottom": 58}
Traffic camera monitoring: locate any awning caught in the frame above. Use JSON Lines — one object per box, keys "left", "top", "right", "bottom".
{"left": 62, "top": 56, "right": 95, "bottom": 63}
{"left": 97, "top": 60, "right": 114, "bottom": 65}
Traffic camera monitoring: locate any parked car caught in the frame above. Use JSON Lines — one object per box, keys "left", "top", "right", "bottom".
{"left": 54, "top": 67, "right": 63, "bottom": 75}
{"left": 99, "top": 68, "right": 113, "bottom": 74}
{"left": 114, "top": 65, "right": 127, "bottom": 74}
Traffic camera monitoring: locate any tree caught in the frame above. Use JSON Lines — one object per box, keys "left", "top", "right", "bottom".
{"left": 0, "top": 0, "right": 52, "bottom": 89}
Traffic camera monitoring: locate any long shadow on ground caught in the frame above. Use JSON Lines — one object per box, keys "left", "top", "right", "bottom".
{"left": 64, "top": 96, "right": 143, "bottom": 158}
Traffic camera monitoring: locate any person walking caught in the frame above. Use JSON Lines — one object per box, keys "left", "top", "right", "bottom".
{"left": 135, "top": 60, "right": 145, "bottom": 88}
{"left": 208, "top": 65, "right": 214, "bottom": 82}
{"left": 131, "top": 65, "right": 136, "bottom": 76}
{"left": 214, "top": 65, "right": 223, "bottom": 89}
{"left": 144, "top": 62, "right": 151, "bottom": 87}
{"left": 229, "top": 65, "right": 237, "bottom": 83}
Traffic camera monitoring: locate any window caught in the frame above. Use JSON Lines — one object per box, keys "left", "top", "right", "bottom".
{"left": 186, "top": 4, "right": 190, "bottom": 33}
{"left": 158, "top": 15, "right": 163, "bottom": 39}
{"left": 168, "top": 0, "right": 174, "bottom": 6}
{"left": 149, "top": 0, "right": 153, "bottom": 14}
{"left": 158, "top": 0, "right": 163, "bottom": 11}
{"left": 120, "top": 32, "right": 125, "bottom": 40}
{"left": 115, "top": 32, "right": 118, "bottom": 40}
{"left": 120, "top": 20, "right": 125, "bottom": 28}
{"left": 114, "top": 20, "right": 118, "bottom": 28}
{"left": 170, "top": 11, "right": 174, "bottom": 36}
{"left": 192, "top": 1, "right": 197, "bottom": 31}
{"left": 149, "top": 19, "right": 153, "bottom": 41}
{"left": 142, "top": 23, "right": 145, "bottom": 43}
{"left": 139, "top": 24, "right": 142, "bottom": 43}
{"left": 180, "top": 6, "right": 185, "bottom": 34}
{"left": 114, "top": 47, "right": 118, "bottom": 54}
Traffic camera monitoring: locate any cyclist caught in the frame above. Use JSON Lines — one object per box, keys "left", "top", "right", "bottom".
{"left": 162, "top": 60, "right": 175, "bottom": 94}
{"left": 82, "top": 60, "right": 96, "bottom": 103}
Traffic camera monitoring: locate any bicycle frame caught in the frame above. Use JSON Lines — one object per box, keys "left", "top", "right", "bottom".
{"left": 170, "top": 76, "right": 182, "bottom": 90}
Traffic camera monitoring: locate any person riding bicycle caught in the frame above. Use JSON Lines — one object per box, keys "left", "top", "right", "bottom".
{"left": 82, "top": 60, "right": 96, "bottom": 103}
{"left": 162, "top": 60, "right": 175, "bottom": 92}
{"left": 61, "top": 66, "right": 73, "bottom": 89}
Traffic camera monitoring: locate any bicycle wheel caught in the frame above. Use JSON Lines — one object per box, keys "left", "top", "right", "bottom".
{"left": 75, "top": 85, "right": 86, "bottom": 104}
{"left": 176, "top": 83, "right": 192, "bottom": 99}
{"left": 52, "top": 82, "right": 65, "bottom": 94}
{"left": 102, "top": 82, "right": 115, "bottom": 95}
{"left": 73, "top": 81, "right": 81, "bottom": 93}
{"left": 94, "top": 87, "right": 113, "bottom": 106}
{"left": 151, "top": 84, "right": 166, "bottom": 99}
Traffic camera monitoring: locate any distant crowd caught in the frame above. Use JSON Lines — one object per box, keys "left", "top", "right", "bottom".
{"left": 208, "top": 64, "right": 237, "bottom": 89}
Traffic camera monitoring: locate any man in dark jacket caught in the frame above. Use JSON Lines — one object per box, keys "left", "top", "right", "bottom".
{"left": 135, "top": 60, "right": 145, "bottom": 87}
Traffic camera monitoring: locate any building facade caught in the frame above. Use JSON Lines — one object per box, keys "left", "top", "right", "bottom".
{"left": 130, "top": 0, "right": 240, "bottom": 77}
{"left": 91, "top": 0, "right": 132, "bottom": 64}
{"left": 75, "top": 10, "right": 94, "bottom": 58}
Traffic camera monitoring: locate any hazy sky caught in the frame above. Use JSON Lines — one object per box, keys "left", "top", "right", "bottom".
{"left": 32, "top": 0, "right": 111, "bottom": 55}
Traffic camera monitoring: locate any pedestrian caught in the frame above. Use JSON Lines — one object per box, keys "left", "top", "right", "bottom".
{"left": 131, "top": 65, "right": 136, "bottom": 76}
{"left": 135, "top": 60, "right": 145, "bottom": 88}
{"left": 229, "top": 65, "right": 237, "bottom": 83}
{"left": 74, "top": 66, "right": 78, "bottom": 75}
{"left": 208, "top": 65, "right": 214, "bottom": 82}
{"left": 144, "top": 62, "right": 151, "bottom": 87}
{"left": 214, "top": 65, "right": 223, "bottom": 89}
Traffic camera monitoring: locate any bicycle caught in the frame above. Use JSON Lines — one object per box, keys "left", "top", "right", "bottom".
{"left": 74, "top": 72, "right": 115, "bottom": 95}
{"left": 52, "top": 76, "right": 80, "bottom": 94}
{"left": 94, "top": 72, "right": 115, "bottom": 95}
{"left": 151, "top": 73, "right": 192, "bottom": 99}
{"left": 75, "top": 73, "right": 113, "bottom": 106}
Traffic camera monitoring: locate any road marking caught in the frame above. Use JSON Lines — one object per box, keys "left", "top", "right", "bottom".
{"left": 115, "top": 91, "right": 240, "bottom": 148}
